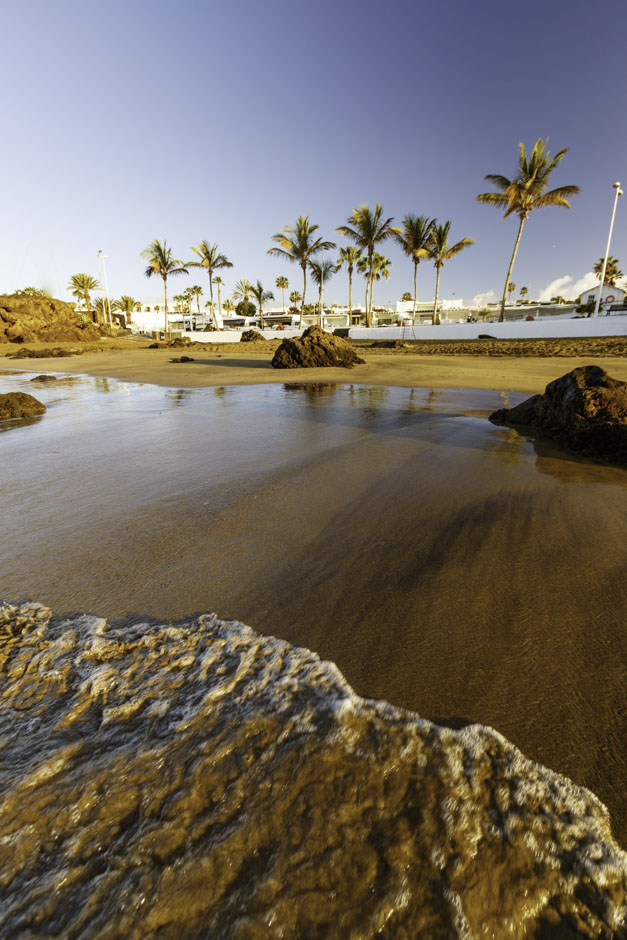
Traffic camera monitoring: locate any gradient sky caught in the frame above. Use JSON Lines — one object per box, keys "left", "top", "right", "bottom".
{"left": 3, "top": 0, "right": 626, "bottom": 308}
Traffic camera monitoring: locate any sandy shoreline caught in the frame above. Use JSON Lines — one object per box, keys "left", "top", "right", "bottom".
{"left": 3, "top": 336, "right": 627, "bottom": 393}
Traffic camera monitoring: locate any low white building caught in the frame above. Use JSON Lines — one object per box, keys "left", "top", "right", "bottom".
{"left": 577, "top": 284, "right": 624, "bottom": 307}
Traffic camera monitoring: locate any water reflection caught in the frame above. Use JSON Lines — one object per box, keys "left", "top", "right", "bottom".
{"left": 94, "top": 377, "right": 112, "bottom": 394}
{"left": 167, "top": 389, "right": 192, "bottom": 407}
{"left": 283, "top": 383, "right": 338, "bottom": 399}
{"left": 0, "top": 415, "right": 44, "bottom": 434}
{"left": 490, "top": 427, "right": 525, "bottom": 467}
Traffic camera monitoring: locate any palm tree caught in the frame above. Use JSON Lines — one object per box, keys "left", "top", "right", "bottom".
{"left": 309, "top": 259, "right": 339, "bottom": 326}
{"left": 507, "top": 281, "right": 516, "bottom": 303}
{"left": 213, "top": 276, "right": 224, "bottom": 323}
{"left": 427, "top": 222, "right": 474, "bottom": 325}
{"left": 188, "top": 241, "right": 233, "bottom": 325}
{"left": 188, "top": 285, "right": 203, "bottom": 314}
{"left": 477, "top": 138, "right": 579, "bottom": 321}
{"left": 232, "top": 279, "right": 253, "bottom": 303}
{"left": 112, "top": 295, "right": 140, "bottom": 326}
{"left": 223, "top": 298, "right": 235, "bottom": 318}
{"left": 141, "top": 239, "right": 188, "bottom": 336}
{"left": 336, "top": 246, "right": 362, "bottom": 324}
{"left": 520, "top": 285, "right": 528, "bottom": 303}
{"left": 593, "top": 255, "right": 623, "bottom": 287}
{"left": 289, "top": 290, "right": 302, "bottom": 309}
{"left": 250, "top": 281, "right": 274, "bottom": 329}
{"left": 275, "top": 275, "right": 289, "bottom": 313}
{"left": 393, "top": 215, "right": 436, "bottom": 324}
{"left": 357, "top": 252, "right": 391, "bottom": 318}
{"left": 68, "top": 273, "right": 99, "bottom": 311}
{"left": 268, "top": 216, "right": 336, "bottom": 326}
{"left": 336, "top": 204, "right": 400, "bottom": 327}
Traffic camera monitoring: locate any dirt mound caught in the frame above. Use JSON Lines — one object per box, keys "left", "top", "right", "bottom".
{"left": 490, "top": 365, "right": 627, "bottom": 465}
{"left": 0, "top": 295, "right": 102, "bottom": 344}
{"left": 0, "top": 392, "right": 46, "bottom": 419}
{"left": 272, "top": 325, "right": 365, "bottom": 370}
{"left": 241, "top": 329, "right": 266, "bottom": 342}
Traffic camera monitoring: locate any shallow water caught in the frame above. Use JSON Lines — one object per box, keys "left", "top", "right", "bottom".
{"left": 1, "top": 370, "right": 626, "bottom": 848}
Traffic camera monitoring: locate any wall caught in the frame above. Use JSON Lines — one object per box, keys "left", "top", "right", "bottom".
{"left": 182, "top": 329, "right": 303, "bottom": 343}
{"left": 349, "top": 315, "right": 627, "bottom": 342}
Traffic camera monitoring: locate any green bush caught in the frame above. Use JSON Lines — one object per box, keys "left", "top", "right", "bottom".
{"left": 236, "top": 300, "right": 256, "bottom": 318}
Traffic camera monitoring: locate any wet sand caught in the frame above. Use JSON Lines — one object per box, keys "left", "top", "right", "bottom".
{"left": 1, "top": 373, "right": 625, "bottom": 843}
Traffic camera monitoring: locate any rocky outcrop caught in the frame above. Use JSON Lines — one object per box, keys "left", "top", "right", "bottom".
{"left": 240, "top": 329, "right": 266, "bottom": 342}
{"left": 490, "top": 365, "right": 627, "bottom": 466}
{"left": 7, "top": 347, "right": 82, "bottom": 359}
{"left": 0, "top": 295, "right": 102, "bottom": 344}
{"left": 0, "top": 392, "right": 46, "bottom": 419}
{"left": 272, "top": 325, "right": 365, "bottom": 369}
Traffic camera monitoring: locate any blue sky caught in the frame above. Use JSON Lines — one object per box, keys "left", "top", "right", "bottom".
{"left": 3, "top": 0, "right": 626, "bottom": 307}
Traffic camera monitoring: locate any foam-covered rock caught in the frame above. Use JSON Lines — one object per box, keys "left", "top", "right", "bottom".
{"left": 272, "top": 325, "right": 365, "bottom": 369}
{"left": 0, "top": 600, "right": 625, "bottom": 937}
{"left": 490, "top": 365, "right": 627, "bottom": 466}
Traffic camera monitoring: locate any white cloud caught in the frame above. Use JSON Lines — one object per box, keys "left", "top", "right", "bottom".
{"left": 536, "top": 275, "right": 573, "bottom": 302}
{"left": 473, "top": 290, "right": 497, "bottom": 307}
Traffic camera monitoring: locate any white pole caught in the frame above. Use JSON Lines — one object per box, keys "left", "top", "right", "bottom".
{"left": 101, "top": 253, "right": 112, "bottom": 327}
{"left": 594, "top": 182, "right": 623, "bottom": 317}
{"left": 319, "top": 252, "right": 324, "bottom": 328}
{"left": 96, "top": 250, "right": 104, "bottom": 324}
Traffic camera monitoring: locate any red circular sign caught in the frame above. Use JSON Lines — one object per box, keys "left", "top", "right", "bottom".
{"left": 605, "top": 294, "right": 615, "bottom": 303}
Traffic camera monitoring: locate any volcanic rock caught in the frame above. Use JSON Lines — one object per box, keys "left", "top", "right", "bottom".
{"left": 0, "top": 392, "right": 46, "bottom": 419}
{"left": 272, "top": 325, "right": 365, "bottom": 369}
{"left": 30, "top": 375, "right": 57, "bottom": 383}
{"left": 490, "top": 365, "right": 627, "bottom": 466}
{"left": 170, "top": 356, "right": 194, "bottom": 363}
{"left": 478, "top": 333, "right": 497, "bottom": 339}
{"left": 8, "top": 347, "right": 82, "bottom": 359}
{"left": 241, "top": 329, "right": 266, "bottom": 342}
{"left": 0, "top": 295, "right": 102, "bottom": 344}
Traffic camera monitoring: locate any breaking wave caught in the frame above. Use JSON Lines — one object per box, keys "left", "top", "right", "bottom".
{"left": 0, "top": 600, "right": 625, "bottom": 937}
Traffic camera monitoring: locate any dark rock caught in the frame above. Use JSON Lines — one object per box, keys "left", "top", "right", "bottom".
{"left": 490, "top": 365, "right": 627, "bottom": 466}
{"left": 8, "top": 347, "right": 81, "bottom": 359}
{"left": 170, "top": 356, "right": 194, "bottom": 363}
{"left": 30, "top": 375, "right": 57, "bottom": 383}
{"left": 0, "top": 392, "right": 46, "bottom": 419}
{"left": 272, "top": 326, "right": 365, "bottom": 370}
{"left": 241, "top": 330, "right": 266, "bottom": 342}
{"left": 478, "top": 334, "right": 497, "bottom": 339}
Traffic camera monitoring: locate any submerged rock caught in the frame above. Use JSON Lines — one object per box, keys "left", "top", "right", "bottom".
{"left": 240, "top": 329, "right": 266, "bottom": 342}
{"left": 490, "top": 365, "right": 627, "bottom": 466}
{"left": 0, "top": 600, "right": 625, "bottom": 937}
{"left": 272, "top": 325, "right": 365, "bottom": 369}
{"left": 0, "top": 391, "right": 46, "bottom": 419}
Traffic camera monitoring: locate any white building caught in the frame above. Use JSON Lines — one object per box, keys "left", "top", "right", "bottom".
{"left": 577, "top": 284, "right": 624, "bottom": 307}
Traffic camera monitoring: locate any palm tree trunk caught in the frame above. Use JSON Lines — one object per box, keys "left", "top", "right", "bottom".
{"left": 217, "top": 281, "right": 222, "bottom": 322}
{"left": 259, "top": 303, "right": 264, "bottom": 330}
{"left": 209, "top": 275, "right": 215, "bottom": 325}
{"left": 348, "top": 271, "right": 353, "bottom": 328}
{"left": 163, "top": 276, "right": 168, "bottom": 337}
{"left": 412, "top": 261, "right": 418, "bottom": 326}
{"left": 364, "top": 279, "right": 369, "bottom": 327}
{"left": 300, "top": 263, "right": 307, "bottom": 329}
{"left": 281, "top": 287, "right": 285, "bottom": 314}
{"left": 500, "top": 215, "right": 525, "bottom": 322}
{"left": 367, "top": 249, "right": 374, "bottom": 326}
{"left": 432, "top": 266, "right": 441, "bottom": 326}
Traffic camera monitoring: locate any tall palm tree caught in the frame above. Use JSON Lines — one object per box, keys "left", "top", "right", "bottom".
{"left": 67, "top": 273, "right": 99, "bottom": 310}
{"left": 394, "top": 215, "right": 436, "bottom": 324}
{"left": 222, "top": 299, "right": 235, "bottom": 318}
{"left": 188, "top": 241, "right": 233, "bottom": 325}
{"left": 268, "top": 216, "right": 336, "bottom": 327}
{"left": 141, "top": 239, "right": 188, "bottom": 336}
{"left": 507, "top": 281, "right": 516, "bottom": 302}
{"left": 336, "top": 204, "right": 399, "bottom": 326}
{"left": 336, "top": 246, "right": 362, "bottom": 323}
{"left": 477, "top": 138, "right": 579, "bottom": 321}
{"left": 520, "top": 285, "right": 528, "bottom": 302}
{"left": 593, "top": 255, "right": 623, "bottom": 287}
{"left": 309, "top": 259, "right": 339, "bottom": 326}
{"left": 275, "top": 275, "right": 289, "bottom": 313}
{"left": 427, "top": 222, "right": 474, "bottom": 325}
{"left": 112, "top": 295, "right": 140, "bottom": 326}
{"left": 250, "top": 281, "right": 274, "bottom": 329}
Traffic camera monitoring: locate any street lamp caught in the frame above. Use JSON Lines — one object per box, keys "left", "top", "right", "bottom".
{"left": 594, "top": 182, "right": 623, "bottom": 317}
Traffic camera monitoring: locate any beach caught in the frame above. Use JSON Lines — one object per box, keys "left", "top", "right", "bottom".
{"left": 2, "top": 338, "right": 626, "bottom": 854}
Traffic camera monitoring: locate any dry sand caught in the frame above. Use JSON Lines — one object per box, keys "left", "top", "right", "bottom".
{"left": 2, "top": 334, "right": 627, "bottom": 393}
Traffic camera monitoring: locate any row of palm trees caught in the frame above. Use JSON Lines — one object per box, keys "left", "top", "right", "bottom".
{"left": 68, "top": 139, "right": 580, "bottom": 332}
